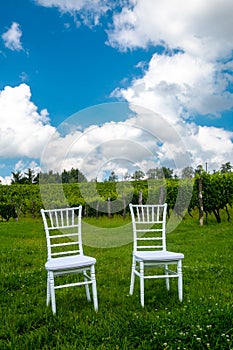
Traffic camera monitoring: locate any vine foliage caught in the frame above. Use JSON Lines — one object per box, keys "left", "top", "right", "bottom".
{"left": 0, "top": 171, "right": 233, "bottom": 224}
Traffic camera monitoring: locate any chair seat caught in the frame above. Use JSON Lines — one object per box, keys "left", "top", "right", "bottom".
{"left": 45, "top": 255, "right": 96, "bottom": 271}
{"left": 134, "top": 250, "right": 184, "bottom": 262}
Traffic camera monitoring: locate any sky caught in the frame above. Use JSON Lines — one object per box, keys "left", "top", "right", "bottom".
{"left": 1, "top": 0, "right": 233, "bottom": 184}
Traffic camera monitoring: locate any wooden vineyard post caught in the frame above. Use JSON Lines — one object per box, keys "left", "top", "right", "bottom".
{"left": 159, "top": 186, "right": 166, "bottom": 204}
{"left": 96, "top": 201, "right": 99, "bottom": 219}
{"left": 198, "top": 177, "right": 204, "bottom": 226}
{"left": 108, "top": 197, "right": 111, "bottom": 219}
{"left": 122, "top": 192, "right": 126, "bottom": 219}
{"left": 138, "top": 191, "right": 142, "bottom": 205}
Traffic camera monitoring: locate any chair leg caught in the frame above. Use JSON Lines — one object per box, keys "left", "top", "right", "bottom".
{"left": 83, "top": 270, "right": 91, "bottom": 302}
{"left": 139, "top": 261, "right": 144, "bottom": 307}
{"left": 46, "top": 272, "right": 51, "bottom": 306}
{"left": 49, "top": 271, "right": 56, "bottom": 314}
{"left": 165, "top": 264, "right": 170, "bottom": 291}
{"left": 177, "top": 260, "right": 183, "bottom": 302}
{"left": 90, "top": 265, "right": 98, "bottom": 312}
{"left": 129, "top": 256, "right": 136, "bottom": 295}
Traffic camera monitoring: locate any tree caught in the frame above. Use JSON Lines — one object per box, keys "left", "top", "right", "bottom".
{"left": 162, "top": 167, "right": 173, "bottom": 179}
{"left": 39, "top": 170, "right": 61, "bottom": 184}
{"left": 11, "top": 168, "right": 39, "bottom": 185}
{"left": 11, "top": 171, "right": 24, "bottom": 184}
{"left": 195, "top": 164, "right": 204, "bottom": 176}
{"left": 155, "top": 168, "right": 164, "bottom": 179}
{"left": 61, "top": 169, "right": 69, "bottom": 183}
{"left": 181, "top": 166, "right": 194, "bottom": 178}
{"left": 25, "top": 168, "right": 34, "bottom": 183}
{"left": 153, "top": 167, "right": 173, "bottom": 179}
{"left": 132, "top": 170, "right": 145, "bottom": 181}
{"left": 61, "top": 168, "right": 87, "bottom": 183}
{"left": 108, "top": 171, "right": 118, "bottom": 182}
{"left": 123, "top": 171, "right": 131, "bottom": 181}
{"left": 24, "top": 168, "right": 39, "bottom": 184}
{"left": 147, "top": 168, "right": 157, "bottom": 179}
{"left": 220, "top": 162, "right": 232, "bottom": 174}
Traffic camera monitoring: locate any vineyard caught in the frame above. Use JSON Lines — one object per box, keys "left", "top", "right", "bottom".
{"left": 1, "top": 171, "right": 233, "bottom": 224}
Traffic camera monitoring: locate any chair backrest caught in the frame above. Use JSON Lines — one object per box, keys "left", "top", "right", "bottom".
{"left": 41, "top": 206, "right": 83, "bottom": 259}
{"left": 129, "top": 203, "right": 167, "bottom": 252}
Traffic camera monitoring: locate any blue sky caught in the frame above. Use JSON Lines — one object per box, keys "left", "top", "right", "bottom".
{"left": 0, "top": 1, "right": 153, "bottom": 124}
{"left": 1, "top": 0, "right": 233, "bottom": 183}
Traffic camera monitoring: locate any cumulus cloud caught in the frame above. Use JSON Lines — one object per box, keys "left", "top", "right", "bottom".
{"left": 0, "top": 175, "right": 12, "bottom": 185}
{"left": 0, "top": 84, "right": 56, "bottom": 158}
{"left": 106, "top": 0, "right": 233, "bottom": 172}
{"left": 112, "top": 60, "right": 233, "bottom": 172}
{"left": 107, "top": 0, "right": 233, "bottom": 59}
{"left": 113, "top": 52, "right": 233, "bottom": 119}
{"left": 40, "top": 104, "right": 194, "bottom": 181}
{"left": 35, "top": 0, "right": 111, "bottom": 26}
{"left": 40, "top": 118, "right": 149, "bottom": 180}
{"left": 108, "top": 0, "right": 233, "bottom": 118}
{"left": 2, "top": 22, "right": 23, "bottom": 51}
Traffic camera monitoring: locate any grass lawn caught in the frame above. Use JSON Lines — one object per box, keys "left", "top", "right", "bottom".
{"left": 0, "top": 212, "right": 233, "bottom": 349}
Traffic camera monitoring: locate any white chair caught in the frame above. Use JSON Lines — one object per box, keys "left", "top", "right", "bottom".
{"left": 41, "top": 206, "right": 98, "bottom": 314}
{"left": 129, "top": 203, "right": 184, "bottom": 307}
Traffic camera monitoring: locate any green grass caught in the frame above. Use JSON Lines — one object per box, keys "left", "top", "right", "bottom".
{"left": 0, "top": 213, "right": 233, "bottom": 349}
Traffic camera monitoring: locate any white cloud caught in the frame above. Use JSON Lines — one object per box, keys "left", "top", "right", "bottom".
{"left": 41, "top": 119, "right": 150, "bottom": 180}
{"left": 108, "top": 0, "right": 233, "bottom": 120}
{"left": 2, "top": 22, "right": 23, "bottom": 51}
{"left": 106, "top": 0, "right": 233, "bottom": 173}
{"left": 1, "top": 91, "right": 230, "bottom": 184}
{"left": 113, "top": 52, "right": 233, "bottom": 120}
{"left": 0, "top": 176, "right": 12, "bottom": 185}
{"left": 35, "top": 0, "right": 110, "bottom": 26}
{"left": 40, "top": 105, "right": 194, "bottom": 181}
{"left": 180, "top": 123, "right": 233, "bottom": 171}
{"left": 112, "top": 71, "right": 233, "bottom": 173}
{"left": 108, "top": 0, "right": 233, "bottom": 121}
{"left": 0, "top": 84, "right": 56, "bottom": 158}
{"left": 13, "top": 159, "right": 41, "bottom": 175}
{"left": 107, "top": 0, "right": 233, "bottom": 59}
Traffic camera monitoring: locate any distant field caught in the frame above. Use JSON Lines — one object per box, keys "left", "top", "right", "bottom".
{"left": 0, "top": 213, "right": 233, "bottom": 349}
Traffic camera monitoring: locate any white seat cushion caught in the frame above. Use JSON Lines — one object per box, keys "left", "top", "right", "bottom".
{"left": 45, "top": 255, "right": 96, "bottom": 271}
{"left": 134, "top": 250, "right": 184, "bottom": 261}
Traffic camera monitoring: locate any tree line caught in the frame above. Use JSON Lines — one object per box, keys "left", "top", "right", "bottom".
{"left": 8, "top": 166, "right": 181, "bottom": 185}
{"left": 6, "top": 161, "right": 232, "bottom": 185}
{"left": 9, "top": 168, "right": 87, "bottom": 185}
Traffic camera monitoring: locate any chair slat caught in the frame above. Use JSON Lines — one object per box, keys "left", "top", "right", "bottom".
{"left": 48, "top": 211, "right": 54, "bottom": 228}
{"left": 72, "top": 208, "right": 74, "bottom": 226}
{"left": 51, "top": 241, "right": 80, "bottom": 248}
{"left": 137, "top": 237, "right": 162, "bottom": 241}
{"left": 51, "top": 249, "right": 81, "bottom": 256}
{"left": 50, "top": 233, "right": 78, "bottom": 239}
{"left": 55, "top": 211, "right": 59, "bottom": 227}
